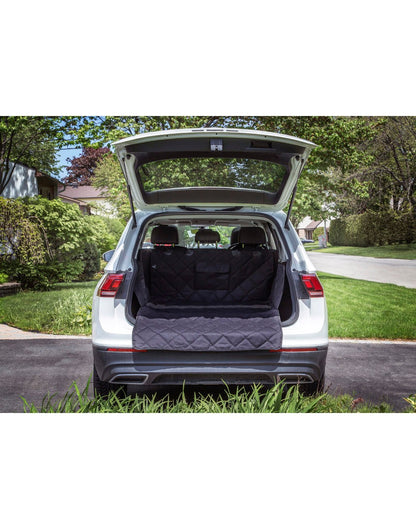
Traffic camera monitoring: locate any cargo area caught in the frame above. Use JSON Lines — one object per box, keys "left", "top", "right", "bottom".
{"left": 128, "top": 220, "right": 296, "bottom": 352}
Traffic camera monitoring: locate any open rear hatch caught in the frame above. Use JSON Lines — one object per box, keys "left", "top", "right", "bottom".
{"left": 113, "top": 128, "right": 316, "bottom": 212}
{"left": 113, "top": 129, "right": 315, "bottom": 353}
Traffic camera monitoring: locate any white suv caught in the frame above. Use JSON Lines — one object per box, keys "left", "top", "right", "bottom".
{"left": 92, "top": 128, "right": 328, "bottom": 395}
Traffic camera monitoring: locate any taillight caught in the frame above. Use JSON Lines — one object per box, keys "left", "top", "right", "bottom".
{"left": 98, "top": 273, "right": 125, "bottom": 297}
{"left": 300, "top": 273, "right": 324, "bottom": 297}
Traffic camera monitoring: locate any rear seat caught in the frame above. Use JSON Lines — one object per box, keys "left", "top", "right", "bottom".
{"left": 139, "top": 225, "right": 280, "bottom": 308}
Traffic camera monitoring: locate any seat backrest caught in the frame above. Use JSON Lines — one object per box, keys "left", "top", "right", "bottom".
{"left": 146, "top": 247, "right": 277, "bottom": 306}
{"left": 230, "top": 227, "right": 240, "bottom": 245}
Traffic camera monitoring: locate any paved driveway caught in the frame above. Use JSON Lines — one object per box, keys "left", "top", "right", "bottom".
{"left": 307, "top": 252, "right": 416, "bottom": 288}
{"left": 0, "top": 337, "right": 415, "bottom": 412}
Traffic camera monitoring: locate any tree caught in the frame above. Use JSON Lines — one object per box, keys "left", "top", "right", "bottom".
{"left": 0, "top": 117, "right": 63, "bottom": 195}
{"left": 65, "top": 116, "right": 376, "bottom": 222}
{"left": 330, "top": 117, "right": 416, "bottom": 219}
{"left": 64, "top": 146, "right": 111, "bottom": 186}
{"left": 365, "top": 117, "right": 416, "bottom": 217}
{"left": 93, "top": 155, "right": 131, "bottom": 221}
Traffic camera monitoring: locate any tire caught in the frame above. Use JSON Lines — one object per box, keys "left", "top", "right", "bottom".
{"left": 93, "top": 365, "right": 126, "bottom": 398}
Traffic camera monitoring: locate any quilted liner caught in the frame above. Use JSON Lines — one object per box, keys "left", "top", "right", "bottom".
{"left": 133, "top": 311, "right": 282, "bottom": 351}
{"left": 133, "top": 248, "right": 283, "bottom": 352}
{"left": 148, "top": 247, "right": 276, "bottom": 305}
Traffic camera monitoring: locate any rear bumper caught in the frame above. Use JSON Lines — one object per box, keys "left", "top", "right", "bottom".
{"left": 93, "top": 346, "right": 328, "bottom": 388}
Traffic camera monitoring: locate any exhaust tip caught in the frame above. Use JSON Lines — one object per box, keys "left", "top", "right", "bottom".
{"left": 109, "top": 374, "right": 149, "bottom": 385}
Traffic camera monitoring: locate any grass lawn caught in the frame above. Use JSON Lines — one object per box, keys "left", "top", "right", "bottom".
{"left": 23, "top": 380, "right": 407, "bottom": 413}
{"left": 0, "top": 281, "right": 96, "bottom": 335}
{"left": 318, "top": 272, "right": 416, "bottom": 339}
{"left": 305, "top": 242, "right": 416, "bottom": 259}
{"left": 1, "top": 274, "right": 415, "bottom": 340}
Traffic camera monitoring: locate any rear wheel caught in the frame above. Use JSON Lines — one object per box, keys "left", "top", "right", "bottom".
{"left": 93, "top": 365, "right": 126, "bottom": 398}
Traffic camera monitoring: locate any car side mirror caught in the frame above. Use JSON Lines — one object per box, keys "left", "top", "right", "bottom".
{"left": 102, "top": 249, "right": 115, "bottom": 262}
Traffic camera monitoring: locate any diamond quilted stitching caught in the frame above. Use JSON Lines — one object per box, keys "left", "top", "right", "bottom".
{"left": 133, "top": 313, "right": 282, "bottom": 352}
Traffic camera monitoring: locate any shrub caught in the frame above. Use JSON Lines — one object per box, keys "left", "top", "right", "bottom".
{"left": 84, "top": 215, "right": 124, "bottom": 254}
{"left": 330, "top": 211, "right": 416, "bottom": 246}
{"left": 79, "top": 242, "right": 101, "bottom": 280}
{"left": 5, "top": 260, "right": 85, "bottom": 290}
{"left": 22, "top": 197, "right": 92, "bottom": 256}
{"left": 2, "top": 197, "right": 123, "bottom": 289}
{"left": 15, "top": 197, "right": 96, "bottom": 288}
{"left": 0, "top": 197, "right": 46, "bottom": 265}
{"left": 0, "top": 272, "right": 9, "bottom": 284}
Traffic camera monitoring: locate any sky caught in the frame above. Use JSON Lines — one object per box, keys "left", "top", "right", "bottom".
{"left": 55, "top": 146, "right": 82, "bottom": 181}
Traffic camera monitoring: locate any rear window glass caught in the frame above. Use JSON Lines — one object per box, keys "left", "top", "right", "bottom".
{"left": 138, "top": 158, "right": 286, "bottom": 193}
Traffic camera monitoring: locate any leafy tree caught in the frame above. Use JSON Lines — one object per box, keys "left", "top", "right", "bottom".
{"left": 84, "top": 215, "right": 124, "bottom": 253}
{"left": 93, "top": 155, "right": 131, "bottom": 221}
{"left": 329, "top": 117, "right": 416, "bottom": 219}
{"left": 363, "top": 117, "right": 416, "bottom": 217}
{"left": 64, "top": 146, "right": 111, "bottom": 186}
{"left": 65, "top": 116, "right": 376, "bottom": 223}
{"left": 0, "top": 117, "right": 66, "bottom": 195}
{"left": 63, "top": 116, "right": 217, "bottom": 147}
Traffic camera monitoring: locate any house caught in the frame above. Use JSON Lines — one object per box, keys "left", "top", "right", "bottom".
{"left": 297, "top": 216, "right": 331, "bottom": 240}
{"left": 1, "top": 163, "right": 62, "bottom": 200}
{"left": 58, "top": 185, "right": 114, "bottom": 216}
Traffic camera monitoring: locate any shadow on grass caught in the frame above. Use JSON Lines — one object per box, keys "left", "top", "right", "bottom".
{"left": 42, "top": 281, "right": 98, "bottom": 292}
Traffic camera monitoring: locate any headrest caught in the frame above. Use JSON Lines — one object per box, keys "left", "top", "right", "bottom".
{"left": 230, "top": 227, "right": 240, "bottom": 245}
{"left": 238, "top": 227, "right": 266, "bottom": 245}
{"left": 151, "top": 225, "right": 179, "bottom": 245}
{"left": 195, "top": 228, "right": 220, "bottom": 244}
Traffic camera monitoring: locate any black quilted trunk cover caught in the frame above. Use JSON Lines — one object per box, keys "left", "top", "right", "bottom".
{"left": 132, "top": 248, "right": 283, "bottom": 352}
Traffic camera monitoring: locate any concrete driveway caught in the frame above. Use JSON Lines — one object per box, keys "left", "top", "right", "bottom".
{"left": 307, "top": 252, "right": 416, "bottom": 288}
{"left": 0, "top": 336, "right": 415, "bottom": 412}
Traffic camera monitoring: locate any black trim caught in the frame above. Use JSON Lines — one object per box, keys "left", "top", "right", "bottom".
{"left": 93, "top": 345, "right": 328, "bottom": 386}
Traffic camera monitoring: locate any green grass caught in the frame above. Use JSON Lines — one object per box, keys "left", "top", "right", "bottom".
{"left": 0, "top": 281, "right": 96, "bottom": 335}
{"left": 1, "top": 274, "right": 415, "bottom": 340}
{"left": 305, "top": 242, "right": 416, "bottom": 259}
{"left": 319, "top": 272, "right": 416, "bottom": 339}
{"left": 22, "top": 379, "right": 404, "bottom": 413}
